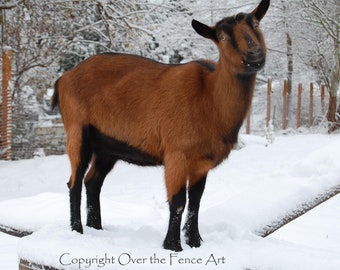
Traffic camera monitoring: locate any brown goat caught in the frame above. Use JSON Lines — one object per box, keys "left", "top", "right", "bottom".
{"left": 52, "top": 0, "right": 270, "bottom": 251}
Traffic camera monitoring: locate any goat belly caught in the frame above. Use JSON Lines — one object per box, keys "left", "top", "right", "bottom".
{"left": 88, "top": 125, "right": 162, "bottom": 166}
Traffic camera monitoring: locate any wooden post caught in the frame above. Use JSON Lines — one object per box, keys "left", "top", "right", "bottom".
{"left": 297, "top": 83, "right": 302, "bottom": 129}
{"left": 1, "top": 48, "right": 13, "bottom": 160}
{"left": 321, "top": 84, "right": 325, "bottom": 114}
{"left": 266, "top": 78, "right": 272, "bottom": 127}
{"left": 246, "top": 107, "right": 251, "bottom": 134}
{"left": 282, "top": 79, "right": 288, "bottom": 130}
{"left": 309, "top": 83, "right": 314, "bottom": 127}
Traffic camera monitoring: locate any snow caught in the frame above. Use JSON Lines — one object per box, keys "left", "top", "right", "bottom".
{"left": 271, "top": 193, "right": 340, "bottom": 252}
{"left": 0, "top": 134, "right": 340, "bottom": 269}
{"left": 0, "top": 233, "right": 17, "bottom": 269}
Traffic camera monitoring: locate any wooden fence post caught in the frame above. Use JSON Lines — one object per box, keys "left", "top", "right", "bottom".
{"left": 309, "top": 83, "right": 314, "bottom": 127}
{"left": 266, "top": 78, "right": 272, "bottom": 127}
{"left": 297, "top": 83, "right": 302, "bottom": 129}
{"left": 282, "top": 79, "right": 288, "bottom": 130}
{"left": 1, "top": 48, "right": 13, "bottom": 160}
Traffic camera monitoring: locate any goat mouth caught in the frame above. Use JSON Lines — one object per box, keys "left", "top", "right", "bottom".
{"left": 241, "top": 58, "right": 265, "bottom": 73}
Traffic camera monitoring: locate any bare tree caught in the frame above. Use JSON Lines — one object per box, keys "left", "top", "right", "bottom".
{"left": 1, "top": 0, "right": 198, "bottom": 158}
{"left": 301, "top": 0, "right": 339, "bottom": 132}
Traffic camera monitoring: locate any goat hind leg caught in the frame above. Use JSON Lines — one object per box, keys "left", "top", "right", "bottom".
{"left": 85, "top": 156, "right": 116, "bottom": 229}
{"left": 68, "top": 127, "right": 92, "bottom": 233}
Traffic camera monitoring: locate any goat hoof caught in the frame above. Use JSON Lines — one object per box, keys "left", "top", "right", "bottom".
{"left": 86, "top": 223, "right": 102, "bottom": 230}
{"left": 163, "top": 239, "right": 183, "bottom": 252}
{"left": 86, "top": 220, "right": 102, "bottom": 230}
{"left": 184, "top": 223, "right": 202, "bottom": 248}
{"left": 185, "top": 229, "right": 202, "bottom": 248}
{"left": 71, "top": 222, "right": 83, "bottom": 234}
{"left": 186, "top": 235, "right": 202, "bottom": 248}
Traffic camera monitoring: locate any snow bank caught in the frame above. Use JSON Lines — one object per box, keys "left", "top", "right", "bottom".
{"left": 17, "top": 223, "right": 340, "bottom": 270}
{"left": 0, "top": 134, "right": 340, "bottom": 269}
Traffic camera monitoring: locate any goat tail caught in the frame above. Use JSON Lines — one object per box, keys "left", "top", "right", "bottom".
{"left": 51, "top": 78, "right": 60, "bottom": 110}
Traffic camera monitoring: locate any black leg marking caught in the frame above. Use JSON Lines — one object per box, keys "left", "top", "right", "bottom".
{"left": 69, "top": 127, "right": 92, "bottom": 234}
{"left": 184, "top": 176, "right": 207, "bottom": 248}
{"left": 163, "top": 186, "right": 187, "bottom": 252}
{"left": 69, "top": 177, "right": 83, "bottom": 233}
{"left": 85, "top": 157, "right": 116, "bottom": 229}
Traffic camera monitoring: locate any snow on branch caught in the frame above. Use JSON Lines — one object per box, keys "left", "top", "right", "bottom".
{"left": 256, "top": 184, "right": 340, "bottom": 237}
{"left": 302, "top": 0, "right": 339, "bottom": 41}
{"left": 0, "top": 0, "right": 23, "bottom": 10}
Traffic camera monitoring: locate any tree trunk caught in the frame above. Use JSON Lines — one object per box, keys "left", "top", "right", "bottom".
{"left": 286, "top": 32, "right": 293, "bottom": 127}
{"left": 327, "top": 66, "right": 340, "bottom": 133}
{"left": 327, "top": 21, "right": 340, "bottom": 133}
{"left": 327, "top": 95, "right": 338, "bottom": 133}
{"left": 286, "top": 32, "right": 293, "bottom": 95}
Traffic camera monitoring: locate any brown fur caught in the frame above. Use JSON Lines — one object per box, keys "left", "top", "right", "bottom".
{"left": 57, "top": 53, "right": 258, "bottom": 199}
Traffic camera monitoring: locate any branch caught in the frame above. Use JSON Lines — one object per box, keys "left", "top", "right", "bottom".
{"left": 303, "top": 0, "right": 339, "bottom": 40}
{"left": 122, "top": 17, "right": 154, "bottom": 36}
{"left": 0, "top": 0, "right": 24, "bottom": 10}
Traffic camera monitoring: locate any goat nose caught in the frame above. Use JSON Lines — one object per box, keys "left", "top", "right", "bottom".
{"left": 245, "top": 34, "right": 263, "bottom": 60}
{"left": 247, "top": 46, "right": 263, "bottom": 61}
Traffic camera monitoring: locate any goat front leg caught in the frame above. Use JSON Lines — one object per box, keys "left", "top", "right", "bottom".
{"left": 163, "top": 153, "right": 188, "bottom": 251}
{"left": 163, "top": 186, "right": 187, "bottom": 251}
{"left": 184, "top": 175, "right": 207, "bottom": 248}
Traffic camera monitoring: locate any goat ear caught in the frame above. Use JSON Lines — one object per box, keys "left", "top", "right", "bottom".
{"left": 192, "top": 19, "right": 218, "bottom": 42}
{"left": 251, "top": 0, "right": 270, "bottom": 21}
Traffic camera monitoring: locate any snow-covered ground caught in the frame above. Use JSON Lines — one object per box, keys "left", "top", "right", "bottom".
{"left": 0, "top": 134, "right": 340, "bottom": 269}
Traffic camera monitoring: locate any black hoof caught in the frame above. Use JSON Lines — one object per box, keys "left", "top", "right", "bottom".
{"left": 186, "top": 233, "right": 202, "bottom": 248}
{"left": 86, "top": 217, "right": 102, "bottom": 230}
{"left": 86, "top": 222, "right": 102, "bottom": 230}
{"left": 71, "top": 222, "right": 83, "bottom": 234}
{"left": 184, "top": 223, "right": 202, "bottom": 248}
{"left": 163, "top": 239, "right": 183, "bottom": 252}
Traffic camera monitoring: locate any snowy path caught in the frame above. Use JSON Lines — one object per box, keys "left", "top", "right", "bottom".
{"left": 1, "top": 195, "right": 340, "bottom": 270}
{"left": 0, "top": 134, "right": 340, "bottom": 269}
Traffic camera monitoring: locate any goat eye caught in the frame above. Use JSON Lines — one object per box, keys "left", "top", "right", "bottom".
{"left": 234, "top": 13, "right": 244, "bottom": 22}
{"left": 219, "top": 32, "right": 231, "bottom": 42}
